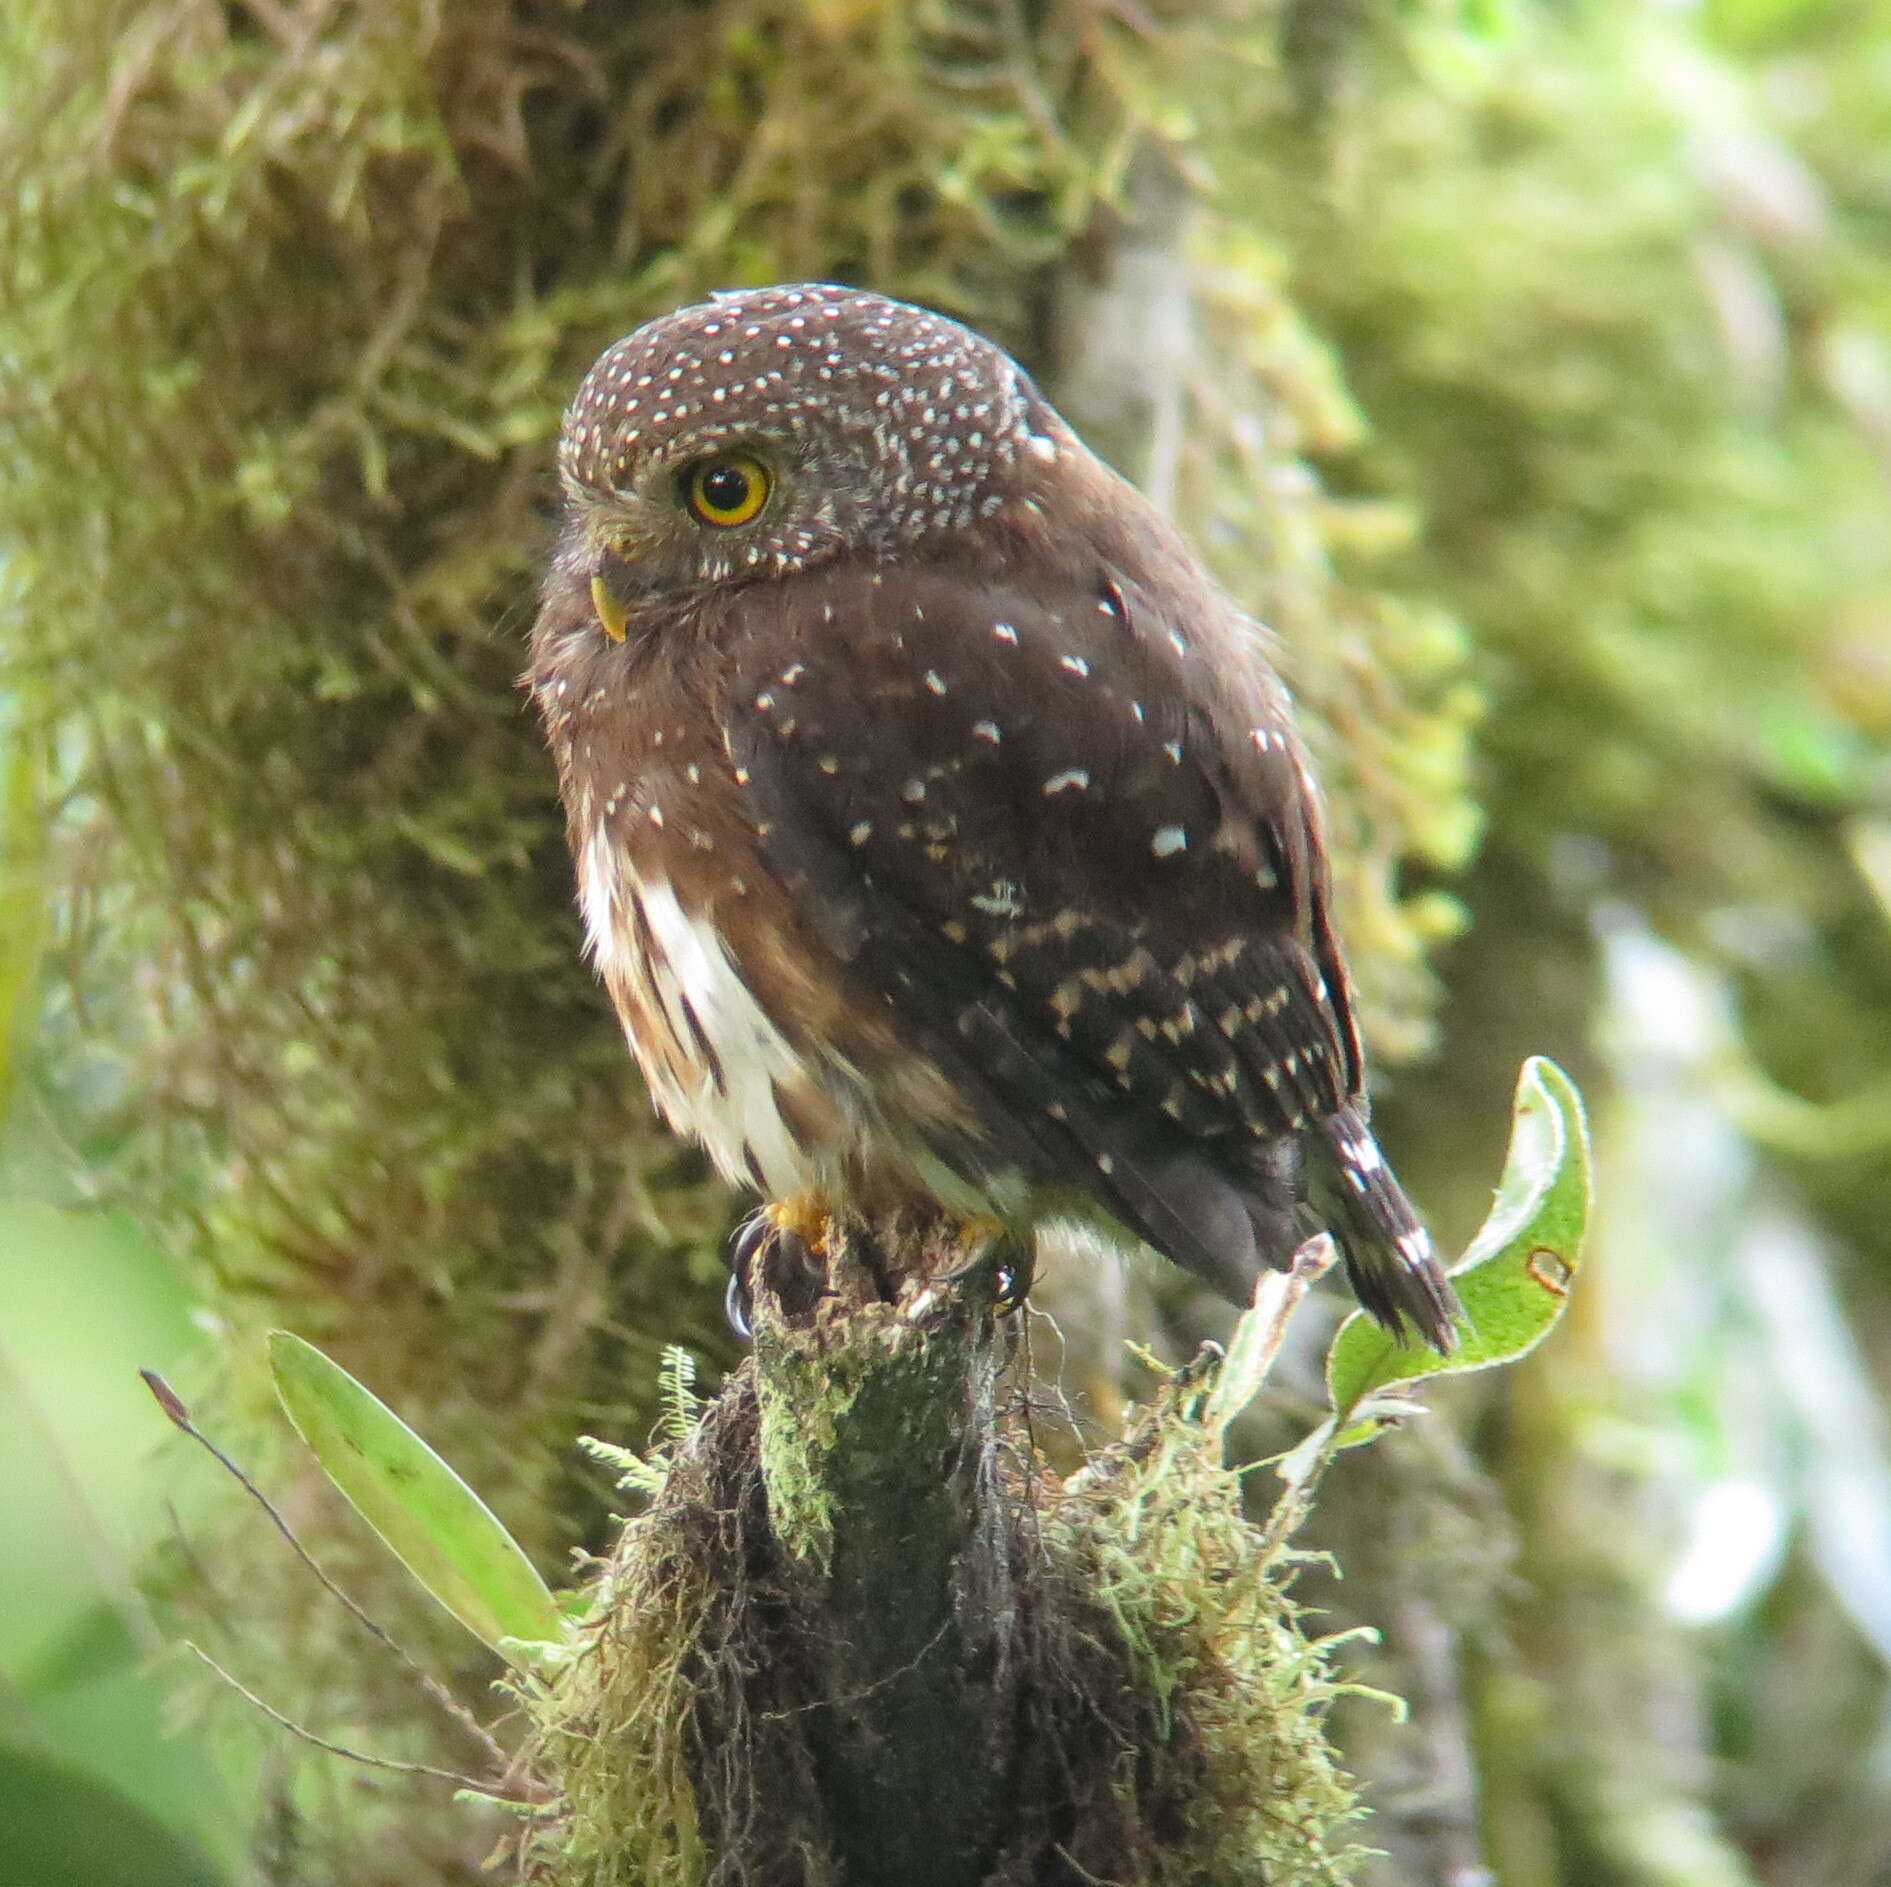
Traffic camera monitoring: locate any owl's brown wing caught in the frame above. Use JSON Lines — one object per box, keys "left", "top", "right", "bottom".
{"left": 723, "top": 560, "right": 1456, "bottom": 1345}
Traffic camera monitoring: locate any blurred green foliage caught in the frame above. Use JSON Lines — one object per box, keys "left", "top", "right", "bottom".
{"left": 0, "top": 1198, "right": 242, "bottom": 1886}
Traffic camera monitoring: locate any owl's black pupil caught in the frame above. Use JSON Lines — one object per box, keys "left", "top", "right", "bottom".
{"left": 700, "top": 464, "right": 751, "bottom": 512}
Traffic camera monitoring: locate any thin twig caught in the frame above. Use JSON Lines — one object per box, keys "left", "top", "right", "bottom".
{"left": 141, "top": 1369, "right": 511, "bottom": 1772}
{"left": 185, "top": 1643, "right": 512, "bottom": 1794}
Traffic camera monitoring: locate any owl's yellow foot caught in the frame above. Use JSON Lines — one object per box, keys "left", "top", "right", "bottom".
{"left": 764, "top": 1190, "right": 834, "bottom": 1256}
{"left": 956, "top": 1213, "right": 1006, "bottom": 1252}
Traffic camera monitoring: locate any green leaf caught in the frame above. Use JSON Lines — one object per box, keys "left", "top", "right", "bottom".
{"left": 268, "top": 1332, "right": 564, "bottom": 1664}
{"left": 1325, "top": 1056, "right": 1591, "bottom": 1423}
{"left": 0, "top": 1740, "right": 225, "bottom": 1887}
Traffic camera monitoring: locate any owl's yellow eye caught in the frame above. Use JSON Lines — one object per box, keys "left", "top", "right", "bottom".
{"left": 682, "top": 453, "right": 772, "bottom": 528}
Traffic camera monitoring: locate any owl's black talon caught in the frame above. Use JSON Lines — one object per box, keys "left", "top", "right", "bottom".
{"left": 729, "top": 1208, "right": 828, "bottom": 1324}
{"left": 731, "top": 1209, "right": 825, "bottom": 1331}
{"left": 725, "top": 1269, "right": 753, "bottom": 1342}
{"left": 937, "top": 1228, "right": 1034, "bottom": 1315}
{"left": 730, "top": 1211, "right": 773, "bottom": 1277}
{"left": 724, "top": 1212, "right": 774, "bottom": 1341}
{"left": 993, "top": 1237, "right": 1036, "bottom": 1316}
{"left": 761, "top": 1221, "right": 825, "bottom": 1320}
{"left": 725, "top": 1210, "right": 828, "bottom": 1330}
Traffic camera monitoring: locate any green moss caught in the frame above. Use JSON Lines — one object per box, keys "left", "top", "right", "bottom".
{"left": 527, "top": 1483, "right": 721, "bottom": 1887}
{"left": 1040, "top": 1379, "right": 1374, "bottom": 1885}
{"left": 527, "top": 1344, "right": 1369, "bottom": 1887}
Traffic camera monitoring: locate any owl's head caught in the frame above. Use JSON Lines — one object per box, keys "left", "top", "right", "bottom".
{"left": 557, "top": 285, "right": 1056, "bottom": 636}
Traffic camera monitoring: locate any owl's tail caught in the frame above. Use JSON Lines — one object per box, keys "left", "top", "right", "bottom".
{"left": 1121, "top": 1109, "right": 1460, "bottom": 1352}
{"left": 1304, "top": 1105, "right": 1460, "bottom": 1353}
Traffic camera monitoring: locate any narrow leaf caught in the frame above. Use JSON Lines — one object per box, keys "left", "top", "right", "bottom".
{"left": 269, "top": 1331, "right": 564, "bottom": 1663}
{"left": 1325, "top": 1056, "right": 1591, "bottom": 1423}
{"left": 1204, "top": 1235, "right": 1338, "bottom": 1436}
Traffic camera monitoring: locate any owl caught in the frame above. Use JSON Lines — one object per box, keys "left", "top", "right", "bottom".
{"left": 530, "top": 284, "right": 1459, "bottom": 1349}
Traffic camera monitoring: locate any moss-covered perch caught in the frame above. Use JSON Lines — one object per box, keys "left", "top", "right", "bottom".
{"left": 525, "top": 1217, "right": 1371, "bottom": 1887}
{"left": 749, "top": 1223, "right": 1016, "bottom": 1887}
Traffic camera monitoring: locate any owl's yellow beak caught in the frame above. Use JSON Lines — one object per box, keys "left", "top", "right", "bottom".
{"left": 590, "top": 573, "right": 629, "bottom": 643}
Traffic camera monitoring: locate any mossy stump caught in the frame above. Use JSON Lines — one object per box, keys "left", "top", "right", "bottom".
{"left": 526, "top": 1217, "right": 1369, "bottom": 1887}
{"left": 749, "top": 1219, "right": 1018, "bottom": 1887}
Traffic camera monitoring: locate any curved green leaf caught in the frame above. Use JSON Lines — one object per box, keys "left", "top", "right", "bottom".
{"left": 1325, "top": 1056, "right": 1591, "bottom": 1422}
{"left": 269, "top": 1331, "right": 564, "bottom": 1664}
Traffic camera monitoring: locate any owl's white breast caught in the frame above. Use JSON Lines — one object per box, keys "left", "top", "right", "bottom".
{"left": 579, "top": 826, "right": 820, "bottom": 1199}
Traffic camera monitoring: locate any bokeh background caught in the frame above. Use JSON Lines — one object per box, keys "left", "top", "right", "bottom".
{"left": 2, "top": 1, "right": 1888, "bottom": 1882}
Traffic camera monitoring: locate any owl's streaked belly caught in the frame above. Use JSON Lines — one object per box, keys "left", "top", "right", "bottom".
{"left": 578, "top": 826, "right": 1001, "bottom": 1213}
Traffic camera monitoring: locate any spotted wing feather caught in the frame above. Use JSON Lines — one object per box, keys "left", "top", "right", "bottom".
{"left": 722, "top": 561, "right": 1459, "bottom": 1347}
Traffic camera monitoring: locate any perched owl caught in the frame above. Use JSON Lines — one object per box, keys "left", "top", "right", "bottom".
{"left": 530, "top": 284, "right": 1460, "bottom": 1349}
